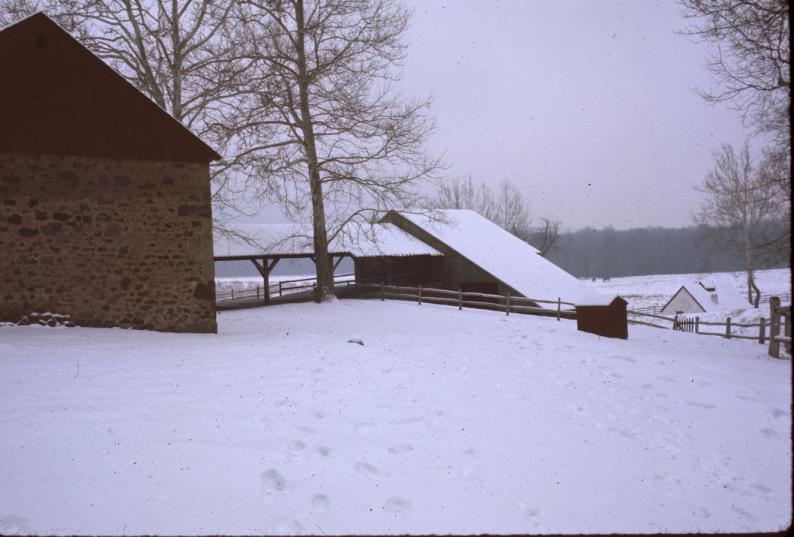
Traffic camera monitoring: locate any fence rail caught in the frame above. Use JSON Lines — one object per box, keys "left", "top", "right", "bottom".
{"left": 625, "top": 296, "right": 791, "bottom": 358}
{"left": 216, "top": 275, "right": 791, "bottom": 357}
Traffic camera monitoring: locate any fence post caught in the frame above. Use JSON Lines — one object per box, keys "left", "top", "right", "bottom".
{"left": 505, "top": 293, "right": 510, "bottom": 316}
{"left": 769, "top": 297, "right": 780, "bottom": 358}
{"left": 381, "top": 280, "right": 385, "bottom": 302}
{"left": 695, "top": 316, "right": 699, "bottom": 334}
{"left": 673, "top": 314, "right": 678, "bottom": 331}
{"left": 785, "top": 310, "right": 791, "bottom": 354}
{"left": 256, "top": 286, "right": 260, "bottom": 300}
{"left": 458, "top": 288, "right": 462, "bottom": 310}
{"left": 556, "top": 297, "right": 561, "bottom": 321}
{"left": 418, "top": 284, "right": 422, "bottom": 305}
{"left": 231, "top": 288, "right": 234, "bottom": 300}
{"left": 759, "top": 317, "right": 766, "bottom": 344}
{"left": 725, "top": 317, "right": 731, "bottom": 339}
{"left": 279, "top": 281, "right": 283, "bottom": 297}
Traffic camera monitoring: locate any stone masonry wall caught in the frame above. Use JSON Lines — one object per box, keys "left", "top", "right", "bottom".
{"left": 0, "top": 153, "right": 217, "bottom": 333}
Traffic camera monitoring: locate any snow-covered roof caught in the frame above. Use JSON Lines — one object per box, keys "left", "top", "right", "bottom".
{"left": 213, "top": 222, "right": 442, "bottom": 259}
{"left": 663, "top": 281, "right": 749, "bottom": 314}
{"left": 576, "top": 293, "right": 625, "bottom": 307}
{"left": 393, "top": 209, "right": 601, "bottom": 304}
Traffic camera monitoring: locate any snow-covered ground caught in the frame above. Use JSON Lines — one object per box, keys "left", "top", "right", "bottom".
{"left": 0, "top": 299, "right": 790, "bottom": 534}
{"left": 590, "top": 267, "right": 791, "bottom": 311}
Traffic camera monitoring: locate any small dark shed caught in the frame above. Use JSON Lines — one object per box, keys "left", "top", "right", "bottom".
{"left": 575, "top": 295, "right": 628, "bottom": 339}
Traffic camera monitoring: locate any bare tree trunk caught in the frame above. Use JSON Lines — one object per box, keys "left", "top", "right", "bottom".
{"left": 295, "top": 0, "right": 334, "bottom": 301}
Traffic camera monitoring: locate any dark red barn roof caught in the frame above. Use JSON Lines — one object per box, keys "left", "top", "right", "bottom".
{"left": 0, "top": 12, "right": 220, "bottom": 163}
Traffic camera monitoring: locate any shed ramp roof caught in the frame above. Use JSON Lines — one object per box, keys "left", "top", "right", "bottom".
{"left": 391, "top": 209, "right": 601, "bottom": 304}
{"left": 213, "top": 222, "right": 442, "bottom": 259}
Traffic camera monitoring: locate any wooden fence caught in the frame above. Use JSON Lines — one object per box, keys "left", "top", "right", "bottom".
{"left": 768, "top": 296, "right": 792, "bottom": 358}
{"left": 626, "top": 297, "right": 791, "bottom": 358}
{"left": 216, "top": 276, "right": 791, "bottom": 357}
{"left": 215, "top": 273, "right": 355, "bottom": 303}
{"left": 351, "top": 282, "right": 576, "bottom": 320}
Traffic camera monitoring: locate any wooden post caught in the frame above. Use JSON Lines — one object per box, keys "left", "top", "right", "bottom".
{"left": 759, "top": 317, "right": 766, "bottom": 344}
{"left": 256, "top": 286, "right": 260, "bottom": 300}
{"left": 695, "top": 316, "right": 699, "bottom": 334}
{"left": 725, "top": 317, "right": 731, "bottom": 339}
{"left": 418, "top": 284, "right": 422, "bottom": 305}
{"left": 381, "top": 280, "right": 385, "bottom": 301}
{"left": 458, "top": 288, "right": 462, "bottom": 310}
{"left": 231, "top": 288, "right": 234, "bottom": 300}
{"left": 556, "top": 297, "right": 561, "bottom": 321}
{"left": 505, "top": 293, "right": 510, "bottom": 315}
{"left": 279, "top": 280, "right": 283, "bottom": 297}
{"left": 769, "top": 297, "right": 780, "bottom": 358}
{"left": 785, "top": 311, "right": 791, "bottom": 354}
{"left": 263, "top": 258, "right": 271, "bottom": 305}
{"left": 673, "top": 314, "right": 678, "bottom": 331}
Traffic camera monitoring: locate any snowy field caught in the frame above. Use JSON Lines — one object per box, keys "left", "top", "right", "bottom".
{"left": 589, "top": 267, "right": 791, "bottom": 311}
{"left": 0, "top": 299, "right": 791, "bottom": 534}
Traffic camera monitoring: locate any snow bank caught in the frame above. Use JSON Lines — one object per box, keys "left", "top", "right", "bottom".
{"left": 0, "top": 300, "right": 790, "bottom": 534}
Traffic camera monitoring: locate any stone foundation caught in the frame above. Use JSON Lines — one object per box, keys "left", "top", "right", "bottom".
{"left": 0, "top": 153, "right": 217, "bottom": 333}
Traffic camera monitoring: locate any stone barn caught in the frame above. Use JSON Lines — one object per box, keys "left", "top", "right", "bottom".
{"left": 0, "top": 13, "right": 220, "bottom": 332}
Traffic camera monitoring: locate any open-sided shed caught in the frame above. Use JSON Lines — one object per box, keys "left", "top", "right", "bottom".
{"left": 0, "top": 13, "right": 220, "bottom": 332}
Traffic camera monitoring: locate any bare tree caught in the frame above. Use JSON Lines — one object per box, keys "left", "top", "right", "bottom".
{"left": 679, "top": 0, "right": 790, "bottom": 141}
{"left": 694, "top": 142, "right": 788, "bottom": 306}
{"left": 428, "top": 176, "right": 562, "bottom": 252}
{"left": 529, "top": 217, "right": 561, "bottom": 257}
{"left": 0, "top": 0, "right": 252, "bottom": 219}
{"left": 427, "top": 176, "right": 494, "bottom": 214}
{"left": 233, "top": 0, "right": 439, "bottom": 301}
{"left": 490, "top": 179, "right": 531, "bottom": 239}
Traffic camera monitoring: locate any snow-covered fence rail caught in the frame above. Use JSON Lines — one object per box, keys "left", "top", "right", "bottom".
{"left": 627, "top": 309, "right": 779, "bottom": 345}
{"left": 351, "top": 282, "right": 577, "bottom": 320}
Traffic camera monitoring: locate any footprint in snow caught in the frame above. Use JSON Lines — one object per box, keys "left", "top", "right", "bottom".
{"left": 354, "top": 461, "right": 379, "bottom": 478}
{"left": 771, "top": 408, "right": 789, "bottom": 418}
{"left": 387, "top": 444, "right": 414, "bottom": 455}
{"left": 759, "top": 427, "right": 779, "bottom": 438}
{"left": 354, "top": 422, "right": 375, "bottom": 435}
{"left": 289, "top": 440, "right": 306, "bottom": 456}
{"left": 686, "top": 401, "right": 716, "bottom": 409}
{"left": 269, "top": 517, "right": 304, "bottom": 534}
{"left": 311, "top": 494, "right": 330, "bottom": 514}
{"left": 383, "top": 497, "right": 410, "bottom": 519}
{"left": 316, "top": 446, "right": 331, "bottom": 457}
{"left": 0, "top": 515, "right": 28, "bottom": 535}
{"left": 259, "top": 468, "right": 287, "bottom": 494}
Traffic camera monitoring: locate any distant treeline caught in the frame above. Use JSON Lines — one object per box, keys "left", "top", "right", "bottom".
{"left": 546, "top": 223, "right": 790, "bottom": 279}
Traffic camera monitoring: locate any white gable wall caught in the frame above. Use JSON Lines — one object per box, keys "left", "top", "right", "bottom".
{"left": 661, "top": 288, "right": 707, "bottom": 314}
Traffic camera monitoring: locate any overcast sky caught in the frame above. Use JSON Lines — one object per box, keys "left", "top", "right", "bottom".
{"left": 396, "top": 0, "right": 749, "bottom": 230}
{"left": 238, "top": 0, "right": 752, "bottom": 232}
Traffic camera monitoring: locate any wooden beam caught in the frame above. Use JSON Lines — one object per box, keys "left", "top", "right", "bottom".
{"left": 250, "top": 258, "right": 265, "bottom": 277}
{"left": 332, "top": 254, "right": 347, "bottom": 272}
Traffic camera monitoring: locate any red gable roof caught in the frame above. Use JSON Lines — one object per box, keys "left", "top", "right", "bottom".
{"left": 0, "top": 13, "right": 221, "bottom": 163}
